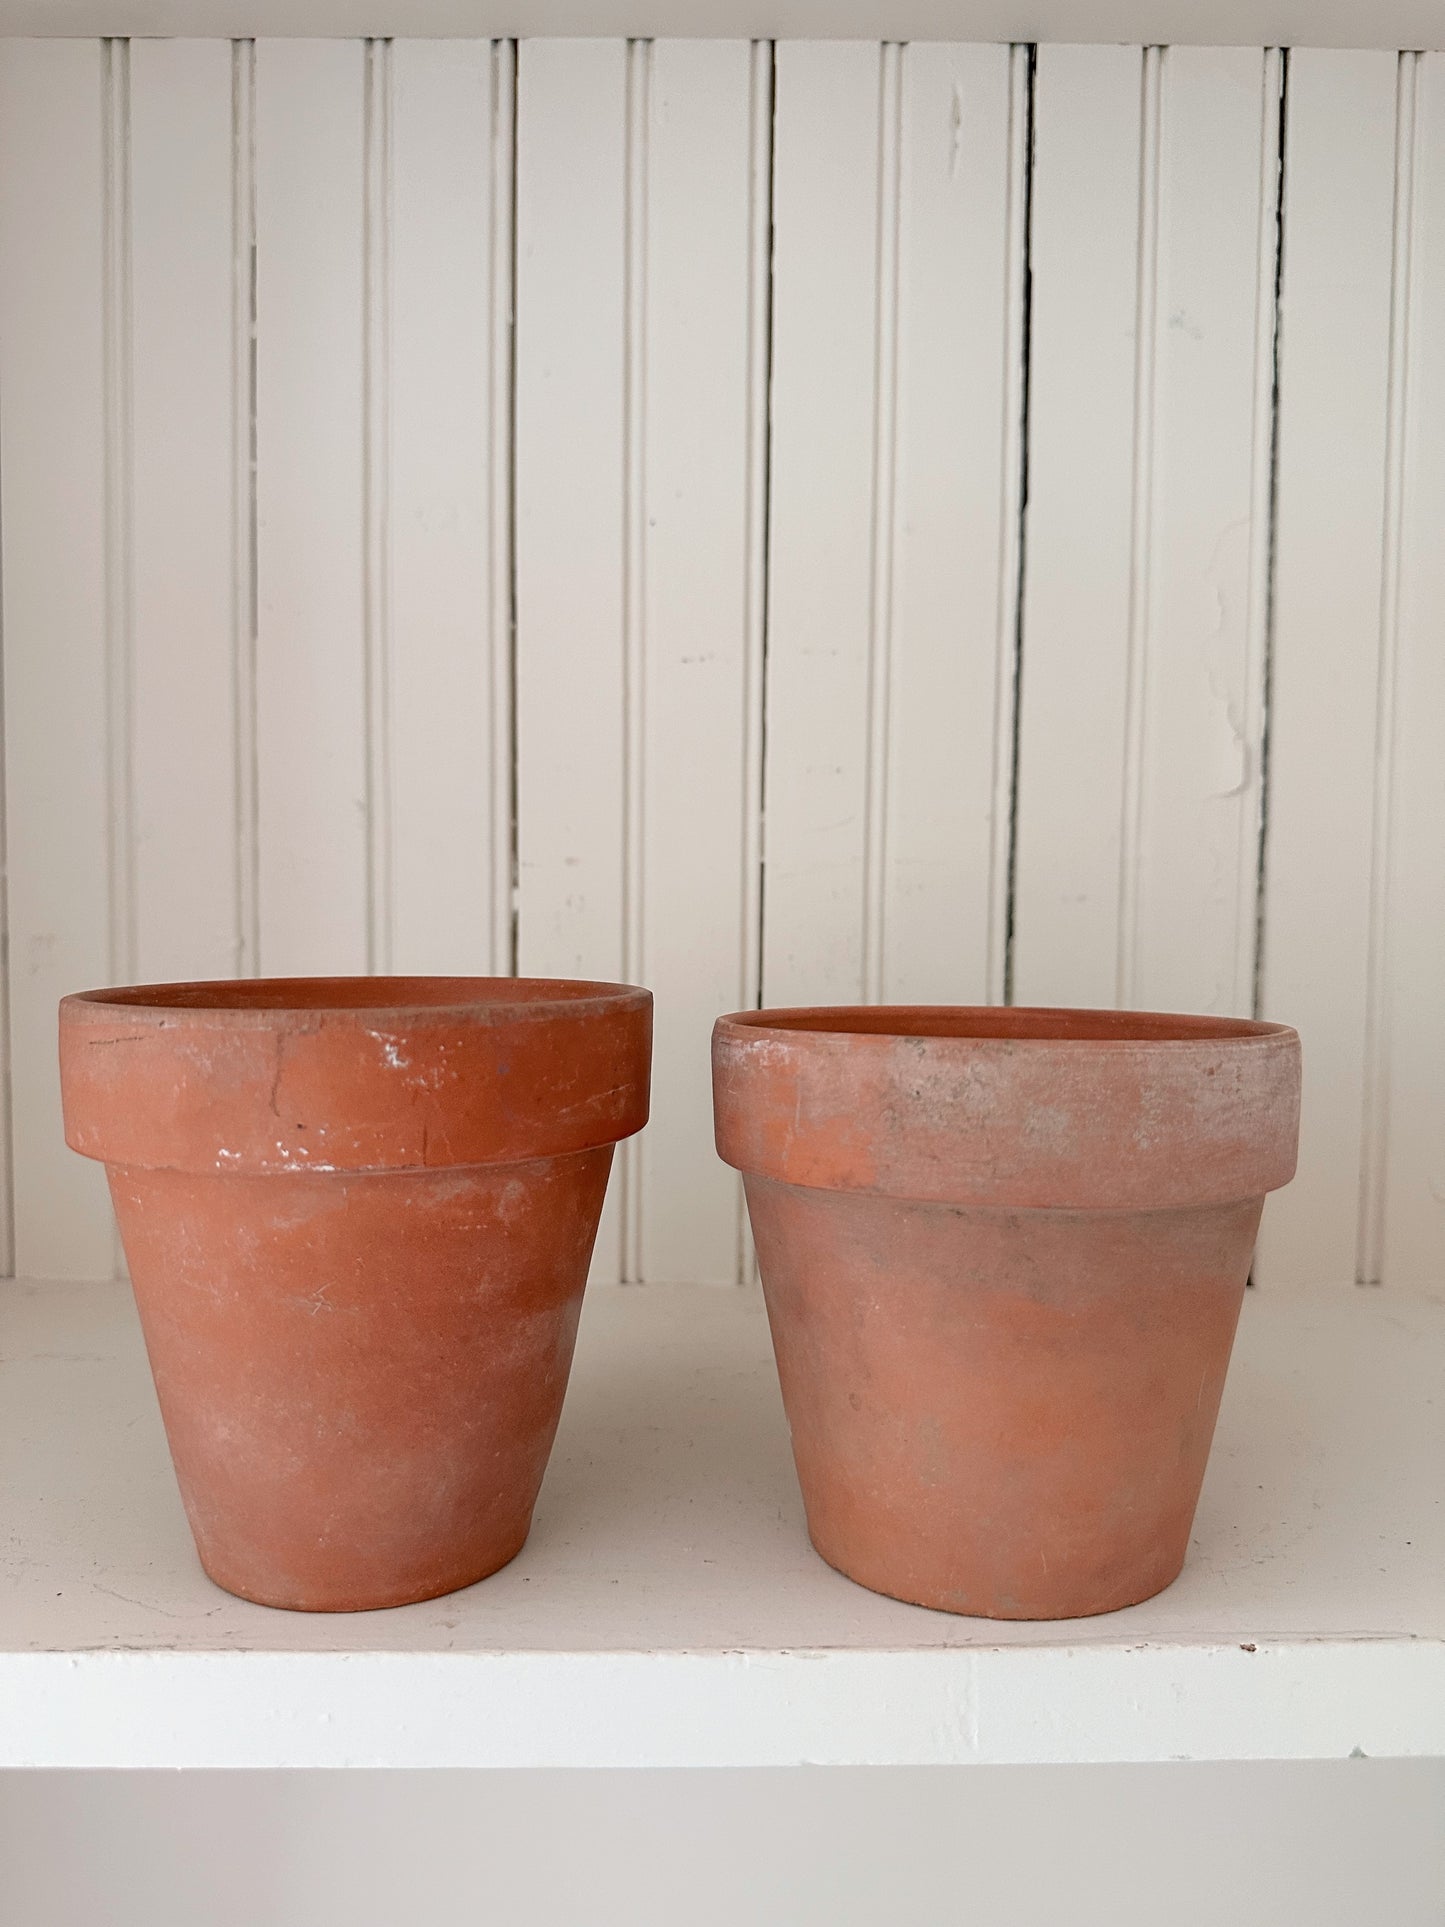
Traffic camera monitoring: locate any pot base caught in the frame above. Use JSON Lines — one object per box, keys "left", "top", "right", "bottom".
{"left": 805, "top": 1530, "right": 1188, "bottom": 1622}
{"left": 196, "top": 1529, "right": 533, "bottom": 1615}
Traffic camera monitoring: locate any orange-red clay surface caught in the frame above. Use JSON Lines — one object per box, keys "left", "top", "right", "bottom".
{"left": 60, "top": 976, "right": 652, "bottom": 1613}
{"left": 714, "top": 1005, "right": 1301, "bottom": 1621}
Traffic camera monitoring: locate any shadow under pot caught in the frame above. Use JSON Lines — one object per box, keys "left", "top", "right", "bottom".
{"left": 713, "top": 1004, "right": 1301, "bottom": 1621}
{"left": 60, "top": 975, "right": 652, "bottom": 1613}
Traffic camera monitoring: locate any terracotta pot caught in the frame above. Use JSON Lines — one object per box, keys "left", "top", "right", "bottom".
{"left": 714, "top": 1005, "right": 1300, "bottom": 1620}
{"left": 60, "top": 976, "right": 651, "bottom": 1612}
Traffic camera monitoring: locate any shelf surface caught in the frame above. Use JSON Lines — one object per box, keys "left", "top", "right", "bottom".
{"left": 1, "top": 1276, "right": 1442, "bottom": 1768}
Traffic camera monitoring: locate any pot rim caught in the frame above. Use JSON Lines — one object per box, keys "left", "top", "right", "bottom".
{"left": 60, "top": 975, "right": 652, "bottom": 1176}
{"left": 714, "top": 1003, "right": 1293, "bottom": 1048}
{"left": 62, "top": 973, "right": 649, "bottom": 1029}
{"left": 713, "top": 1003, "right": 1300, "bottom": 1209}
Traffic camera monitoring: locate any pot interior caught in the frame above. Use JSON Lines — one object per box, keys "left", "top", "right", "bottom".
{"left": 725, "top": 1005, "right": 1290, "bottom": 1045}
{"left": 67, "top": 975, "right": 642, "bottom": 1020}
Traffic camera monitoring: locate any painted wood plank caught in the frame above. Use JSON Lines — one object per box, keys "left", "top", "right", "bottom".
{"left": 636, "top": 39, "right": 760, "bottom": 1285}
{"left": 1017, "top": 47, "right": 1277, "bottom": 1022}
{"left": 514, "top": 37, "right": 629, "bottom": 1281}
{"left": 514, "top": 36, "right": 626, "bottom": 987}
{"left": 762, "top": 40, "right": 882, "bottom": 1007}
{"left": 253, "top": 38, "right": 369, "bottom": 976}
{"left": 1011, "top": 43, "right": 1142, "bottom": 1010}
{"left": 129, "top": 38, "right": 244, "bottom": 986}
{"left": 386, "top": 38, "right": 512, "bottom": 976}
{"left": 0, "top": 40, "right": 117, "bottom": 1278}
{"left": 882, "top": 40, "right": 1020, "bottom": 1007}
{"left": 1130, "top": 46, "right": 1280, "bottom": 1016}
{"left": 1255, "top": 49, "right": 1399, "bottom": 1289}
{"left": 1380, "top": 53, "right": 1445, "bottom": 1288}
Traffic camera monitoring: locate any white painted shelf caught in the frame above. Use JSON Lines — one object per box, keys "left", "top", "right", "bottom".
{"left": 1, "top": 1276, "right": 1441, "bottom": 1769}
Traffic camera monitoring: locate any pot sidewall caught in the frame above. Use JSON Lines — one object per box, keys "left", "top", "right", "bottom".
{"left": 108, "top": 1146, "right": 615, "bottom": 1612}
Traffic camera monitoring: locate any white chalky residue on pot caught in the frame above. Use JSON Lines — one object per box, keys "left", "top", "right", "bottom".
{"left": 365, "top": 1030, "right": 413, "bottom": 1071}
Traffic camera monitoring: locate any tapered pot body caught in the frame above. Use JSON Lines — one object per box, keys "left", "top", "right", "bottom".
{"left": 714, "top": 1006, "right": 1300, "bottom": 1620}
{"left": 61, "top": 976, "right": 652, "bottom": 1612}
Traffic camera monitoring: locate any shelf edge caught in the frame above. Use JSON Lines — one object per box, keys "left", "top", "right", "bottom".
{"left": 5, "top": 1639, "right": 1442, "bottom": 1769}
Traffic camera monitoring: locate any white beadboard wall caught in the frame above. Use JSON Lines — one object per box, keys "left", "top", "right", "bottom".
{"left": 0, "top": 37, "right": 1440, "bottom": 1289}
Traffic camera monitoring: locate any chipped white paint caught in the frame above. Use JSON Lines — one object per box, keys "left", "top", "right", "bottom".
{"left": 1130, "top": 45, "right": 1281, "bottom": 1018}
{"left": 1016, "top": 44, "right": 1280, "bottom": 1019}
{"left": 0, "top": 36, "right": 1443, "bottom": 1290}
{"left": 1255, "top": 49, "right": 1401, "bottom": 1288}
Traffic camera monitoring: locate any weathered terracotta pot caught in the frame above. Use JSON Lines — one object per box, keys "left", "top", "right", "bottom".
{"left": 714, "top": 1005, "right": 1300, "bottom": 1620}
{"left": 60, "top": 976, "right": 651, "bottom": 1612}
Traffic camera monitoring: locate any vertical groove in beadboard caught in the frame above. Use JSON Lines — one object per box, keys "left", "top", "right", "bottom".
{"left": 999, "top": 44, "right": 1036, "bottom": 1010}
{"left": 740, "top": 38, "right": 773, "bottom": 1024}
{"left": 987, "top": 43, "right": 1032, "bottom": 1007}
{"left": 738, "top": 38, "right": 775, "bottom": 1282}
{"left": 620, "top": 37, "right": 649, "bottom": 1284}
{"left": 1251, "top": 46, "right": 1290, "bottom": 1024}
{"left": 1237, "top": 46, "right": 1285, "bottom": 1016}
{"left": 1357, "top": 49, "right": 1419, "bottom": 1290}
{"left": 102, "top": 36, "right": 134, "bottom": 1279}
{"left": 232, "top": 37, "right": 259, "bottom": 978}
{"left": 363, "top": 37, "right": 393, "bottom": 978}
{"left": 1116, "top": 43, "right": 1162, "bottom": 1009}
{"left": 491, "top": 38, "right": 518, "bottom": 979}
{"left": 737, "top": 38, "right": 775, "bottom": 1284}
{"left": 861, "top": 42, "right": 902, "bottom": 1007}
{"left": 102, "top": 38, "right": 136, "bottom": 999}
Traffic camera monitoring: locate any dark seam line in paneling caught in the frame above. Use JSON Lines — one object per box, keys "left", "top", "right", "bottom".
{"left": 1000, "top": 42, "right": 1035, "bottom": 1009}
{"left": 986, "top": 41, "right": 1028, "bottom": 1005}
{"left": 1244, "top": 45, "right": 1288, "bottom": 1295}
{"left": 1117, "top": 42, "right": 1162, "bottom": 1010}
{"left": 503, "top": 37, "right": 521, "bottom": 980}
{"left": 1251, "top": 42, "right": 1289, "bottom": 1032}
{"left": 737, "top": 37, "right": 776, "bottom": 1285}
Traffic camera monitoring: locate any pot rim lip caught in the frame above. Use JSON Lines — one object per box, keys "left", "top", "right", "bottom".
{"left": 714, "top": 1003, "right": 1296, "bottom": 1049}
{"left": 61, "top": 974, "right": 652, "bottom": 1029}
